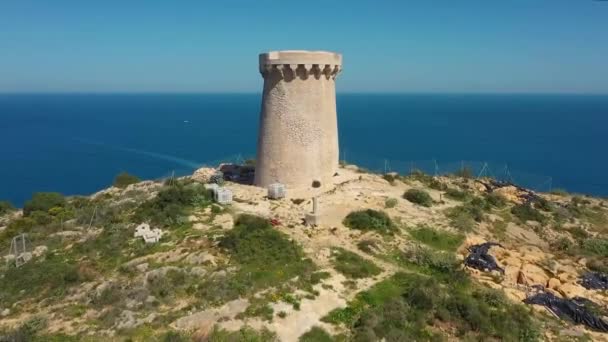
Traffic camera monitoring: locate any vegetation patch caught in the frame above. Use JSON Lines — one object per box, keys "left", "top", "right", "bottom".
{"left": 581, "top": 238, "right": 608, "bottom": 257}
{"left": 331, "top": 247, "right": 382, "bottom": 279}
{"left": 408, "top": 226, "right": 464, "bottom": 252}
{"left": 133, "top": 180, "right": 212, "bottom": 227}
{"left": 207, "top": 325, "right": 277, "bottom": 341}
{"left": 323, "top": 272, "right": 539, "bottom": 341}
{"left": 299, "top": 326, "right": 334, "bottom": 342}
{"left": 511, "top": 204, "right": 547, "bottom": 224}
{"left": 444, "top": 188, "right": 471, "bottom": 201}
{"left": 0, "top": 252, "right": 82, "bottom": 307}
{"left": 384, "top": 198, "right": 398, "bottom": 209}
{"left": 0, "top": 200, "right": 14, "bottom": 216}
{"left": 202, "top": 214, "right": 317, "bottom": 303}
{"left": 403, "top": 189, "right": 433, "bottom": 207}
{"left": 113, "top": 171, "right": 141, "bottom": 189}
{"left": 23, "top": 192, "right": 66, "bottom": 217}
{"left": 342, "top": 209, "right": 395, "bottom": 233}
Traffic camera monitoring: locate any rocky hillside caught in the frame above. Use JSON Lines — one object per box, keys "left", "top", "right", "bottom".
{"left": 1, "top": 165, "right": 608, "bottom": 341}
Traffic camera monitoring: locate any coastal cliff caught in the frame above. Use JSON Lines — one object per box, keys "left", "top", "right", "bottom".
{"left": 1, "top": 165, "right": 607, "bottom": 341}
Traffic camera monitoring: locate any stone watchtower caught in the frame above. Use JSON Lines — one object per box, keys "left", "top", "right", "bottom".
{"left": 254, "top": 50, "right": 342, "bottom": 190}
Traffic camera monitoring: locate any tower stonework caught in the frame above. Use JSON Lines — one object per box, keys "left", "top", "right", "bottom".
{"left": 254, "top": 50, "right": 342, "bottom": 190}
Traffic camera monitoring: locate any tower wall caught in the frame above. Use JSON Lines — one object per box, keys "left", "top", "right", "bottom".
{"left": 254, "top": 50, "right": 343, "bottom": 189}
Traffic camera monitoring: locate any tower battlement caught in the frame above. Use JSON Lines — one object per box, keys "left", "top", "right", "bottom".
{"left": 259, "top": 51, "right": 342, "bottom": 79}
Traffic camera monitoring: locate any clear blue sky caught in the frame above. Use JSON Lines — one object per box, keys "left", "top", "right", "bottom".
{"left": 1, "top": 0, "right": 607, "bottom": 93}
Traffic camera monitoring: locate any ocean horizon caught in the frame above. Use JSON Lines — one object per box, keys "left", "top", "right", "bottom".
{"left": 1, "top": 93, "right": 607, "bottom": 206}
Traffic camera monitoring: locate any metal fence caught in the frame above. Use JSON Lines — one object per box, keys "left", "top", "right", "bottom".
{"left": 338, "top": 151, "right": 553, "bottom": 193}
{"left": 156, "top": 151, "right": 554, "bottom": 193}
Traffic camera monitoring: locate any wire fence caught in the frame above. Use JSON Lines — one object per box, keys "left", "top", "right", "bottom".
{"left": 154, "top": 151, "right": 554, "bottom": 193}
{"left": 339, "top": 150, "right": 553, "bottom": 193}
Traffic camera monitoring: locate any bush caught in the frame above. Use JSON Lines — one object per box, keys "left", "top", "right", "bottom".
{"left": 402, "top": 246, "right": 461, "bottom": 276}
{"left": 357, "top": 239, "right": 379, "bottom": 254}
{"left": 207, "top": 326, "right": 277, "bottom": 341}
{"left": 331, "top": 247, "right": 382, "bottom": 279}
{"left": 213, "top": 214, "right": 317, "bottom": 298}
{"left": 485, "top": 193, "right": 507, "bottom": 208}
{"left": 445, "top": 204, "right": 484, "bottom": 232}
{"left": 550, "top": 237, "right": 577, "bottom": 255}
{"left": 323, "top": 272, "right": 539, "bottom": 341}
{"left": 0, "top": 252, "right": 82, "bottom": 307}
{"left": 444, "top": 188, "right": 471, "bottom": 201}
{"left": 133, "top": 181, "right": 212, "bottom": 227}
{"left": 403, "top": 189, "right": 433, "bottom": 207}
{"left": 550, "top": 188, "right": 569, "bottom": 196}
{"left": 23, "top": 192, "right": 66, "bottom": 217}
{"left": 343, "top": 209, "right": 395, "bottom": 233}
{"left": 511, "top": 204, "right": 546, "bottom": 224}
{"left": 113, "top": 171, "right": 140, "bottom": 189}
{"left": 409, "top": 226, "right": 464, "bottom": 252}
{"left": 582, "top": 238, "right": 608, "bottom": 257}
{"left": 533, "top": 197, "right": 553, "bottom": 212}
{"left": 299, "top": 327, "right": 334, "bottom": 342}
{"left": 383, "top": 174, "right": 397, "bottom": 184}
{"left": 384, "top": 198, "right": 398, "bottom": 209}
{"left": 0, "top": 200, "right": 15, "bottom": 216}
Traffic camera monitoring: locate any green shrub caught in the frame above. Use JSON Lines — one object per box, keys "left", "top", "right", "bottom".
{"left": 331, "top": 247, "right": 382, "bottom": 279}
{"left": 0, "top": 252, "right": 81, "bottom": 307}
{"left": 133, "top": 181, "right": 212, "bottom": 227}
{"left": 444, "top": 188, "right": 471, "bottom": 201}
{"left": 485, "top": 192, "right": 507, "bottom": 208}
{"left": 357, "top": 239, "right": 378, "bottom": 254}
{"left": 207, "top": 326, "right": 277, "bottom": 341}
{"left": 550, "top": 237, "right": 577, "bottom": 255}
{"left": 343, "top": 209, "right": 395, "bottom": 233}
{"left": 242, "top": 301, "right": 274, "bottom": 321}
{"left": 0, "top": 200, "right": 15, "bottom": 216}
{"left": 212, "top": 214, "right": 316, "bottom": 299}
{"left": 382, "top": 173, "right": 397, "bottom": 184}
{"left": 582, "top": 238, "right": 608, "bottom": 257}
{"left": 23, "top": 192, "right": 66, "bottom": 217}
{"left": 568, "top": 226, "right": 589, "bottom": 241}
{"left": 402, "top": 246, "right": 461, "bottom": 276}
{"left": 403, "top": 189, "right": 433, "bottom": 207}
{"left": 384, "top": 198, "right": 398, "bottom": 209}
{"left": 533, "top": 197, "right": 553, "bottom": 212}
{"left": 112, "top": 171, "right": 140, "bottom": 189}
{"left": 511, "top": 204, "right": 546, "bottom": 224}
{"left": 408, "top": 226, "right": 464, "bottom": 252}
{"left": 445, "top": 204, "right": 484, "bottom": 232}
{"left": 0, "top": 316, "right": 48, "bottom": 342}
{"left": 550, "top": 188, "right": 569, "bottom": 196}
{"left": 299, "top": 327, "right": 334, "bottom": 342}
{"left": 323, "top": 272, "right": 539, "bottom": 341}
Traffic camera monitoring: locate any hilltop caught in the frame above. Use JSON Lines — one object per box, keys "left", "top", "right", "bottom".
{"left": 1, "top": 165, "right": 608, "bottom": 341}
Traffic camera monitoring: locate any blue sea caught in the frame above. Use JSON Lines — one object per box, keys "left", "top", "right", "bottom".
{"left": 1, "top": 94, "right": 607, "bottom": 206}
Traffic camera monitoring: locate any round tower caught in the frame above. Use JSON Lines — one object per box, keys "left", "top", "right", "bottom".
{"left": 254, "top": 50, "right": 343, "bottom": 190}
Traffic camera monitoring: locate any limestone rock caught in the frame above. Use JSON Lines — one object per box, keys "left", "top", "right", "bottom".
{"left": 557, "top": 283, "right": 586, "bottom": 299}
{"left": 190, "top": 267, "right": 208, "bottom": 277}
{"left": 32, "top": 245, "right": 48, "bottom": 257}
{"left": 212, "top": 213, "right": 233, "bottom": 230}
{"left": 135, "top": 263, "right": 149, "bottom": 273}
{"left": 517, "top": 263, "right": 549, "bottom": 286}
{"left": 192, "top": 167, "right": 217, "bottom": 184}
{"left": 547, "top": 278, "right": 561, "bottom": 290}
